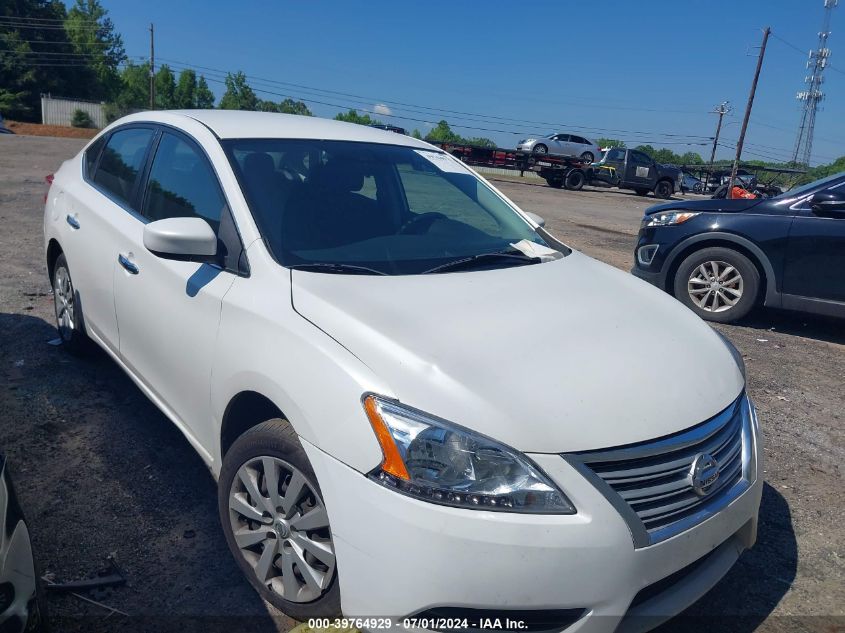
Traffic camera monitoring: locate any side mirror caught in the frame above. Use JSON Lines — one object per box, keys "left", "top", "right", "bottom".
{"left": 143, "top": 217, "right": 218, "bottom": 261}
{"left": 524, "top": 211, "right": 546, "bottom": 228}
{"left": 810, "top": 190, "right": 845, "bottom": 216}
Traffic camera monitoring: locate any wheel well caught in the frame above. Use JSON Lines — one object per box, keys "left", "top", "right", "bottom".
{"left": 665, "top": 239, "right": 768, "bottom": 299}
{"left": 220, "top": 391, "right": 285, "bottom": 458}
{"left": 46, "top": 239, "right": 62, "bottom": 283}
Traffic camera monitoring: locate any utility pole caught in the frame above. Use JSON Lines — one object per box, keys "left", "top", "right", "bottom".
{"left": 727, "top": 27, "right": 770, "bottom": 199}
{"left": 149, "top": 23, "right": 155, "bottom": 110}
{"left": 791, "top": 0, "right": 838, "bottom": 166}
{"left": 708, "top": 101, "right": 731, "bottom": 192}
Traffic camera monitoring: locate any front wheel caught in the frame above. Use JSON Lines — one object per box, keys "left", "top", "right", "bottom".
{"left": 673, "top": 247, "right": 760, "bottom": 323}
{"left": 218, "top": 420, "right": 341, "bottom": 619}
{"left": 533, "top": 144, "right": 548, "bottom": 154}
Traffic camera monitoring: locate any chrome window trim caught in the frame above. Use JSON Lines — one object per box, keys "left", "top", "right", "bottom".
{"left": 564, "top": 393, "right": 755, "bottom": 549}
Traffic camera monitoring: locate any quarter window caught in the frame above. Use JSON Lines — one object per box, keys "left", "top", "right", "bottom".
{"left": 142, "top": 132, "right": 225, "bottom": 231}
{"left": 84, "top": 134, "right": 107, "bottom": 178}
{"left": 93, "top": 128, "right": 154, "bottom": 207}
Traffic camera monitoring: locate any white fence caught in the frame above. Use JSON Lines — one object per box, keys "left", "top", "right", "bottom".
{"left": 41, "top": 95, "right": 106, "bottom": 129}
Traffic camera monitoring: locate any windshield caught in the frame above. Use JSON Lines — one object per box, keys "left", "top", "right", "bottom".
{"left": 774, "top": 171, "right": 845, "bottom": 200}
{"left": 224, "top": 140, "right": 554, "bottom": 275}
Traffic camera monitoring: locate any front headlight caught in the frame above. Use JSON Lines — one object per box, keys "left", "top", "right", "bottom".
{"left": 642, "top": 210, "right": 700, "bottom": 227}
{"left": 523, "top": 138, "right": 536, "bottom": 144}
{"left": 363, "top": 395, "right": 575, "bottom": 514}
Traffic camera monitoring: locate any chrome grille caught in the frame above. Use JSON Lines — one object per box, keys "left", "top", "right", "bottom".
{"left": 566, "top": 394, "right": 752, "bottom": 547}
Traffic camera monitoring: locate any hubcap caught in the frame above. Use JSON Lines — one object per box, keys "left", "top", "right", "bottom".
{"left": 535, "top": 145, "right": 547, "bottom": 154}
{"left": 53, "top": 266, "right": 75, "bottom": 340}
{"left": 688, "top": 260, "right": 743, "bottom": 312}
{"left": 228, "top": 457, "right": 334, "bottom": 603}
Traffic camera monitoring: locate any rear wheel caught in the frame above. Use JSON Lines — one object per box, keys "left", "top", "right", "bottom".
{"left": 533, "top": 144, "right": 548, "bottom": 154}
{"left": 52, "top": 253, "right": 90, "bottom": 354}
{"left": 218, "top": 419, "right": 341, "bottom": 620}
{"left": 580, "top": 151, "right": 594, "bottom": 163}
{"left": 565, "top": 170, "right": 586, "bottom": 191}
{"left": 545, "top": 177, "right": 563, "bottom": 189}
{"left": 673, "top": 247, "right": 760, "bottom": 323}
{"left": 654, "top": 180, "right": 672, "bottom": 199}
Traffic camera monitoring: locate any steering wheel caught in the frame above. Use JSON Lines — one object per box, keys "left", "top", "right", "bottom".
{"left": 399, "top": 212, "right": 448, "bottom": 235}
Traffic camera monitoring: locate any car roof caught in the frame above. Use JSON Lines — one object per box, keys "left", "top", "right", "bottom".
{"left": 117, "top": 110, "right": 434, "bottom": 148}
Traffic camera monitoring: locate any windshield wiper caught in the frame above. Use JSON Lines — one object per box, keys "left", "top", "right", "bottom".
{"left": 422, "top": 250, "right": 540, "bottom": 274}
{"left": 288, "top": 262, "right": 388, "bottom": 276}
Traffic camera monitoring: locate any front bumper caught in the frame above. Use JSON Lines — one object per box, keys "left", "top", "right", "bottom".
{"left": 631, "top": 265, "right": 663, "bottom": 288}
{"left": 302, "top": 430, "right": 763, "bottom": 632}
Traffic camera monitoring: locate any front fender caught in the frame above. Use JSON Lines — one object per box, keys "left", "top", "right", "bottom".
{"left": 210, "top": 253, "right": 388, "bottom": 478}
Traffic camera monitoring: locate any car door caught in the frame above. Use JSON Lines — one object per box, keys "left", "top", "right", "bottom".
{"left": 67, "top": 126, "right": 156, "bottom": 352}
{"left": 112, "top": 128, "right": 240, "bottom": 448}
{"left": 569, "top": 135, "right": 588, "bottom": 155}
{"left": 782, "top": 180, "right": 845, "bottom": 304}
{"left": 624, "top": 151, "right": 656, "bottom": 188}
{"left": 551, "top": 134, "right": 570, "bottom": 155}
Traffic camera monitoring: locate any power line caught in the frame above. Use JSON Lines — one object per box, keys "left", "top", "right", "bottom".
{"left": 158, "top": 56, "right": 716, "bottom": 142}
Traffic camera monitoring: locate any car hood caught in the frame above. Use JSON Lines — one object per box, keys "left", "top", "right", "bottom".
{"left": 291, "top": 252, "right": 744, "bottom": 453}
{"left": 646, "top": 198, "right": 764, "bottom": 215}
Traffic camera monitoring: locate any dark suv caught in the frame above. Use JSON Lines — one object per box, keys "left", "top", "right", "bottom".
{"left": 632, "top": 172, "right": 845, "bottom": 323}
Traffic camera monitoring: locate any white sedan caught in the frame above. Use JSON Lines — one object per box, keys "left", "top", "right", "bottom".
{"left": 44, "top": 110, "right": 762, "bottom": 628}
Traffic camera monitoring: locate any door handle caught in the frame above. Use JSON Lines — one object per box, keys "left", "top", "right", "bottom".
{"left": 118, "top": 253, "right": 139, "bottom": 275}
{"left": 66, "top": 214, "right": 80, "bottom": 229}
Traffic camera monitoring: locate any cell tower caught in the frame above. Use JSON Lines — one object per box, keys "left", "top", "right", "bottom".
{"left": 792, "top": 0, "right": 838, "bottom": 166}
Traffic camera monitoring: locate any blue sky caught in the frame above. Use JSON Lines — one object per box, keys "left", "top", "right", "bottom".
{"left": 101, "top": 0, "right": 844, "bottom": 166}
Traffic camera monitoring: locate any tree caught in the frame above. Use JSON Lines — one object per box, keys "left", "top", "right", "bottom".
{"left": 596, "top": 138, "right": 625, "bottom": 149}
{"left": 195, "top": 76, "right": 215, "bottom": 109}
{"left": 71, "top": 109, "right": 94, "bottom": 128}
{"left": 335, "top": 109, "right": 380, "bottom": 126}
{"left": 425, "top": 120, "right": 462, "bottom": 144}
{"left": 256, "top": 98, "right": 312, "bottom": 115}
{"left": 219, "top": 71, "right": 258, "bottom": 111}
{"left": 104, "top": 61, "right": 150, "bottom": 122}
{"left": 278, "top": 98, "right": 311, "bottom": 116}
{"left": 174, "top": 69, "right": 197, "bottom": 108}
{"left": 411, "top": 129, "right": 422, "bottom": 139}
{"left": 154, "top": 64, "right": 177, "bottom": 109}
{"left": 424, "top": 120, "right": 495, "bottom": 147}
{"left": 1, "top": 0, "right": 74, "bottom": 119}
{"left": 64, "top": 0, "right": 126, "bottom": 100}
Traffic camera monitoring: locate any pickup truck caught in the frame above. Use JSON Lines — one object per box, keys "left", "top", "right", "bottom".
{"left": 591, "top": 147, "right": 682, "bottom": 198}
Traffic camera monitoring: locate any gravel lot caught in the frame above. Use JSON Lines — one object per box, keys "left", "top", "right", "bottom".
{"left": 1, "top": 134, "right": 843, "bottom": 632}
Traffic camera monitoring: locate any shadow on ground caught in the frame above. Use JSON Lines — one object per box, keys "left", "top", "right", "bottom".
{"left": 0, "top": 312, "right": 288, "bottom": 632}
{"left": 655, "top": 483, "right": 798, "bottom": 633}
{"left": 739, "top": 308, "right": 845, "bottom": 346}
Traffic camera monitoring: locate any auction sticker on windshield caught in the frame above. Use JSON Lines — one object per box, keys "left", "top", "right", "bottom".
{"left": 415, "top": 150, "right": 473, "bottom": 174}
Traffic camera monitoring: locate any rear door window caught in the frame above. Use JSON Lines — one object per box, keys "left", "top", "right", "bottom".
{"left": 142, "top": 131, "right": 225, "bottom": 231}
{"left": 93, "top": 128, "right": 154, "bottom": 208}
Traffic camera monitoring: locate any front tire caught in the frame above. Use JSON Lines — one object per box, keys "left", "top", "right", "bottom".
{"left": 673, "top": 247, "right": 760, "bottom": 323}
{"left": 533, "top": 144, "right": 548, "bottom": 154}
{"left": 218, "top": 420, "right": 341, "bottom": 619}
{"left": 52, "top": 253, "right": 90, "bottom": 354}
